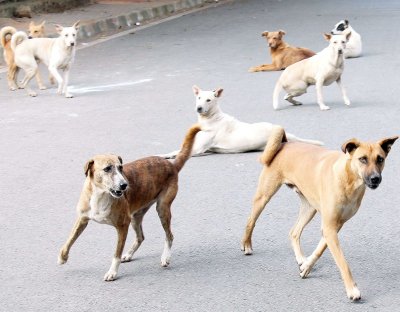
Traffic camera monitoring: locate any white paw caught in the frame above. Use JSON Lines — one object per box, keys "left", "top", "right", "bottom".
{"left": 347, "top": 286, "right": 361, "bottom": 301}
{"left": 121, "top": 253, "right": 133, "bottom": 263}
{"left": 57, "top": 256, "right": 66, "bottom": 265}
{"left": 241, "top": 243, "right": 253, "bottom": 255}
{"left": 65, "top": 93, "right": 74, "bottom": 98}
{"left": 39, "top": 85, "right": 47, "bottom": 90}
{"left": 161, "top": 249, "right": 171, "bottom": 267}
{"left": 29, "top": 91, "right": 37, "bottom": 97}
{"left": 320, "top": 105, "right": 330, "bottom": 111}
{"left": 104, "top": 270, "right": 117, "bottom": 281}
{"left": 344, "top": 99, "right": 351, "bottom": 106}
{"left": 299, "top": 257, "right": 315, "bottom": 278}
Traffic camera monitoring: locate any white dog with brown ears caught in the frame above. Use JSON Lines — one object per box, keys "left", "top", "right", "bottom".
{"left": 331, "top": 19, "right": 362, "bottom": 58}
{"left": 161, "top": 86, "right": 323, "bottom": 159}
{"left": 11, "top": 21, "right": 80, "bottom": 98}
{"left": 273, "top": 32, "right": 351, "bottom": 111}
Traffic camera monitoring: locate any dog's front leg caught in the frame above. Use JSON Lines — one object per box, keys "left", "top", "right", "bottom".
{"left": 336, "top": 77, "right": 351, "bottom": 106}
{"left": 62, "top": 68, "right": 73, "bottom": 98}
{"left": 322, "top": 222, "right": 361, "bottom": 301}
{"left": 58, "top": 216, "right": 89, "bottom": 264}
{"left": 104, "top": 224, "right": 129, "bottom": 281}
{"left": 316, "top": 79, "right": 330, "bottom": 110}
{"left": 48, "top": 66, "right": 64, "bottom": 95}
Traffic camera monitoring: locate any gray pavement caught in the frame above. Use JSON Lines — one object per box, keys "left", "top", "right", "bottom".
{"left": 1, "top": 0, "right": 400, "bottom": 311}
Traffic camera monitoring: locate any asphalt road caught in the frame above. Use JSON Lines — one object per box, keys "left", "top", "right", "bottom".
{"left": 1, "top": 0, "right": 399, "bottom": 311}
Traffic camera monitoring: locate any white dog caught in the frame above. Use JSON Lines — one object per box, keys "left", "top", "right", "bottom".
{"left": 161, "top": 86, "right": 323, "bottom": 159}
{"left": 331, "top": 19, "right": 362, "bottom": 58}
{"left": 11, "top": 21, "right": 80, "bottom": 97}
{"left": 273, "top": 33, "right": 351, "bottom": 111}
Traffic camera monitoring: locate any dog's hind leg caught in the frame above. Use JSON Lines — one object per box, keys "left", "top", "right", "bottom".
{"left": 104, "top": 223, "right": 129, "bottom": 281}
{"left": 20, "top": 66, "right": 39, "bottom": 97}
{"left": 8, "top": 64, "right": 19, "bottom": 91}
{"left": 58, "top": 216, "right": 89, "bottom": 265}
{"left": 284, "top": 92, "right": 304, "bottom": 106}
{"left": 336, "top": 77, "right": 351, "bottom": 106}
{"left": 121, "top": 205, "right": 151, "bottom": 263}
{"left": 241, "top": 170, "right": 282, "bottom": 255}
{"left": 35, "top": 70, "right": 47, "bottom": 90}
{"left": 289, "top": 195, "right": 316, "bottom": 266}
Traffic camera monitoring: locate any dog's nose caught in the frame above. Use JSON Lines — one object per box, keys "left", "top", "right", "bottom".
{"left": 28, "top": 36, "right": 32, "bottom": 39}
{"left": 370, "top": 175, "right": 381, "bottom": 185}
{"left": 120, "top": 182, "right": 128, "bottom": 191}
{"left": 70, "top": 42, "right": 75, "bottom": 46}
{"left": 197, "top": 107, "right": 203, "bottom": 113}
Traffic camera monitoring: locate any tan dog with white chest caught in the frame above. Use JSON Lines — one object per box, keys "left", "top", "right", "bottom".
{"left": 241, "top": 126, "right": 398, "bottom": 301}
{"left": 58, "top": 125, "right": 200, "bottom": 281}
{"left": 249, "top": 30, "right": 315, "bottom": 72}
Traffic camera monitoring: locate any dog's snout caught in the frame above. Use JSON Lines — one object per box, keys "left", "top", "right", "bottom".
{"left": 370, "top": 175, "right": 381, "bottom": 185}
{"left": 28, "top": 35, "right": 32, "bottom": 39}
{"left": 70, "top": 42, "right": 75, "bottom": 46}
{"left": 197, "top": 107, "right": 203, "bottom": 113}
{"left": 120, "top": 182, "right": 128, "bottom": 191}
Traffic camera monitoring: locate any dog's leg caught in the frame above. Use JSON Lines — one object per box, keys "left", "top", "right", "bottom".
{"left": 322, "top": 221, "right": 361, "bottom": 301}
{"left": 284, "top": 94, "right": 303, "bottom": 106}
{"left": 62, "top": 68, "right": 73, "bottom": 98}
{"left": 8, "top": 64, "right": 19, "bottom": 91}
{"left": 336, "top": 77, "right": 351, "bottom": 106}
{"left": 249, "top": 63, "right": 280, "bottom": 72}
{"left": 289, "top": 196, "right": 316, "bottom": 266}
{"left": 241, "top": 170, "right": 282, "bottom": 255}
{"left": 48, "top": 66, "right": 64, "bottom": 95}
{"left": 20, "top": 67, "right": 39, "bottom": 97}
{"left": 58, "top": 216, "right": 89, "bottom": 264}
{"left": 299, "top": 236, "right": 327, "bottom": 278}
{"left": 35, "top": 69, "right": 47, "bottom": 90}
{"left": 121, "top": 206, "right": 151, "bottom": 262}
{"left": 316, "top": 79, "right": 330, "bottom": 110}
{"left": 104, "top": 223, "right": 129, "bottom": 281}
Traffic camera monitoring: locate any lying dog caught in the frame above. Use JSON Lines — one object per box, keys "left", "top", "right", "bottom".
{"left": 161, "top": 86, "right": 322, "bottom": 159}
{"left": 273, "top": 33, "right": 351, "bottom": 111}
{"left": 331, "top": 19, "right": 362, "bottom": 58}
{"left": 0, "top": 22, "right": 49, "bottom": 91}
{"left": 249, "top": 30, "right": 315, "bottom": 72}
{"left": 58, "top": 125, "right": 201, "bottom": 281}
{"left": 241, "top": 126, "right": 398, "bottom": 301}
{"left": 11, "top": 21, "right": 80, "bottom": 97}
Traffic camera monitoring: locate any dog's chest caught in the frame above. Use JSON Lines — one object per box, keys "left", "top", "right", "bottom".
{"left": 88, "top": 193, "right": 113, "bottom": 225}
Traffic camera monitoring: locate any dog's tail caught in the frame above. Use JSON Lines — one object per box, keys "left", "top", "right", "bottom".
{"left": 0, "top": 26, "right": 17, "bottom": 48}
{"left": 272, "top": 78, "right": 282, "bottom": 110}
{"left": 260, "top": 126, "right": 287, "bottom": 166}
{"left": 10, "top": 31, "right": 28, "bottom": 52}
{"left": 174, "top": 124, "right": 201, "bottom": 172}
{"left": 285, "top": 133, "right": 324, "bottom": 146}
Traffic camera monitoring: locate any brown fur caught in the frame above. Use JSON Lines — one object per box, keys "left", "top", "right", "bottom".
{"left": 241, "top": 126, "right": 398, "bottom": 300}
{"left": 249, "top": 30, "right": 315, "bottom": 72}
{"left": 58, "top": 124, "right": 201, "bottom": 281}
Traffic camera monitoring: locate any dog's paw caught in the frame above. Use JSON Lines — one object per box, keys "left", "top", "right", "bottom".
{"left": 65, "top": 93, "right": 74, "bottom": 98}
{"left": 29, "top": 91, "right": 37, "bottom": 97}
{"left": 103, "top": 270, "right": 118, "bottom": 281}
{"left": 39, "top": 85, "right": 47, "bottom": 90}
{"left": 347, "top": 286, "right": 361, "bottom": 301}
{"left": 344, "top": 99, "right": 351, "bottom": 106}
{"left": 161, "top": 256, "right": 171, "bottom": 267}
{"left": 58, "top": 250, "right": 68, "bottom": 265}
{"left": 121, "top": 253, "right": 133, "bottom": 263}
{"left": 299, "top": 259, "right": 313, "bottom": 278}
{"left": 241, "top": 241, "right": 253, "bottom": 255}
{"left": 248, "top": 67, "right": 258, "bottom": 73}
{"left": 320, "top": 105, "right": 330, "bottom": 111}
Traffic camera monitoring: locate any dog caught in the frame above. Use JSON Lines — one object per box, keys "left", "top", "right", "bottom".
{"left": 58, "top": 125, "right": 201, "bottom": 281}
{"left": 241, "top": 126, "right": 398, "bottom": 301}
{"left": 331, "top": 20, "right": 362, "bottom": 58}
{"left": 249, "top": 30, "right": 315, "bottom": 72}
{"left": 273, "top": 33, "right": 351, "bottom": 111}
{"left": 160, "top": 86, "right": 323, "bottom": 159}
{"left": 11, "top": 21, "right": 80, "bottom": 97}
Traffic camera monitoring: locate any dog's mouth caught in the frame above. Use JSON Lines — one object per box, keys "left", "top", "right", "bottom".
{"left": 110, "top": 188, "right": 124, "bottom": 198}
{"left": 366, "top": 183, "right": 380, "bottom": 190}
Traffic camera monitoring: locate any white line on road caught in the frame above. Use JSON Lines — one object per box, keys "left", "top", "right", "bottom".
{"left": 68, "top": 78, "right": 153, "bottom": 94}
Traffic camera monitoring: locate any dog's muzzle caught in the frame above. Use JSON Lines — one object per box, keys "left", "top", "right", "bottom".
{"left": 365, "top": 174, "right": 382, "bottom": 189}
{"left": 197, "top": 107, "right": 203, "bottom": 113}
{"left": 110, "top": 182, "right": 128, "bottom": 198}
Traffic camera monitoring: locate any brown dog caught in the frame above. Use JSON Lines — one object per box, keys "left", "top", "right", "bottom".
{"left": 249, "top": 30, "right": 315, "bottom": 72}
{"left": 241, "top": 126, "right": 398, "bottom": 301}
{"left": 58, "top": 125, "right": 201, "bottom": 281}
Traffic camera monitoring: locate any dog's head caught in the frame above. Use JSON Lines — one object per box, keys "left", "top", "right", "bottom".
{"left": 261, "top": 30, "right": 286, "bottom": 48}
{"left": 84, "top": 155, "right": 128, "bottom": 198}
{"left": 324, "top": 33, "right": 351, "bottom": 56}
{"left": 28, "top": 21, "right": 46, "bottom": 39}
{"left": 55, "top": 20, "right": 80, "bottom": 47}
{"left": 331, "top": 19, "right": 350, "bottom": 35}
{"left": 192, "top": 85, "right": 223, "bottom": 116}
{"left": 341, "top": 136, "right": 398, "bottom": 189}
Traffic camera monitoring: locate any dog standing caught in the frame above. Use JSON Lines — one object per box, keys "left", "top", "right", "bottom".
{"left": 241, "top": 126, "right": 397, "bottom": 301}
{"left": 249, "top": 30, "right": 315, "bottom": 72}
{"left": 273, "top": 33, "right": 351, "bottom": 111}
{"left": 331, "top": 20, "right": 362, "bottom": 58}
{"left": 58, "top": 125, "right": 201, "bottom": 281}
{"left": 161, "top": 85, "right": 323, "bottom": 159}
{"left": 11, "top": 21, "right": 80, "bottom": 97}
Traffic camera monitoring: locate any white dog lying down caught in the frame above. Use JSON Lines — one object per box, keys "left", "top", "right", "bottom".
{"left": 331, "top": 19, "right": 362, "bottom": 58}
{"left": 273, "top": 33, "right": 351, "bottom": 111}
{"left": 161, "top": 86, "right": 323, "bottom": 159}
{"left": 11, "top": 21, "right": 80, "bottom": 98}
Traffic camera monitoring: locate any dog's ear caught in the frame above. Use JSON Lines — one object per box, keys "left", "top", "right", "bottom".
{"left": 341, "top": 138, "right": 360, "bottom": 155}
{"left": 324, "top": 33, "right": 332, "bottom": 41}
{"left": 40, "top": 20, "right": 46, "bottom": 28}
{"left": 73, "top": 20, "right": 80, "bottom": 31}
{"left": 29, "top": 21, "right": 34, "bottom": 27}
{"left": 377, "top": 136, "right": 398, "bottom": 155}
{"left": 118, "top": 156, "right": 123, "bottom": 165}
{"left": 278, "top": 30, "right": 286, "bottom": 36}
{"left": 55, "top": 24, "right": 63, "bottom": 34}
{"left": 84, "top": 159, "right": 94, "bottom": 177}
{"left": 346, "top": 31, "right": 352, "bottom": 41}
{"left": 345, "top": 19, "right": 349, "bottom": 25}
{"left": 261, "top": 31, "right": 268, "bottom": 37}
{"left": 214, "top": 88, "right": 223, "bottom": 98}
{"left": 192, "top": 85, "right": 201, "bottom": 95}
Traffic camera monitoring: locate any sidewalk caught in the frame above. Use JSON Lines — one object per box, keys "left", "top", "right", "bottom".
{"left": 0, "top": 0, "right": 223, "bottom": 65}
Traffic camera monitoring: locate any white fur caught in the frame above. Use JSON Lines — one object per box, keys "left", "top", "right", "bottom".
{"left": 104, "top": 257, "right": 121, "bottom": 281}
{"left": 331, "top": 20, "right": 362, "bottom": 58}
{"left": 11, "top": 21, "right": 80, "bottom": 97}
{"left": 160, "top": 240, "right": 172, "bottom": 267}
{"left": 87, "top": 189, "right": 114, "bottom": 225}
{"left": 273, "top": 33, "right": 351, "bottom": 111}
{"left": 161, "top": 86, "right": 323, "bottom": 158}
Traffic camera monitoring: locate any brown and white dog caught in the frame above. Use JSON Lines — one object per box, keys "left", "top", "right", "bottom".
{"left": 58, "top": 124, "right": 201, "bottom": 281}
{"left": 241, "top": 126, "right": 398, "bottom": 301}
{"left": 249, "top": 30, "right": 315, "bottom": 72}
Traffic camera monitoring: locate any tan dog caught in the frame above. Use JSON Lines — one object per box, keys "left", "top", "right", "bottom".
{"left": 249, "top": 30, "right": 315, "bottom": 72}
{"left": 0, "top": 21, "right": 49, "bottom": 90}
{"left": 241, "top": 126, "right": 398, "bottom": 301}
{"left": 58, "top": 125, "right": 200, "bottom": 281}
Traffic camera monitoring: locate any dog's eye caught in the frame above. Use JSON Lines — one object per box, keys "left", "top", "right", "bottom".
{"left": 359, "top": 157, "right": 368, "bottom": 164}
{"left": 377, "top": 156, "right": 384, "bottom": 164}
{"left": 273, "top": 37, "right": 277, "bottom": 40}
{"left": 206, "top": 99, "right": 211, "bottom": 102}
{"left": 103, "top": 165, "right": 112, "bottom": 173}
{"left": 198, "top": 97, "right": 201, "bottom": 100}
{"left": 65, "top": 34, "right": 68, "bottom": 37}
{"left": 34, "top": 31, "right": 38, "bottom": 33}
{"left": 342, "top": 41, "right": 345, "bottom": 44}
{"left": 334, "top": 41, "right": 337, "bottom": 44}
{"left": 73, "top": 34, "right": 76, "bottom": 37}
